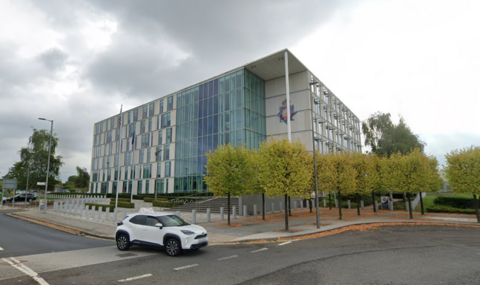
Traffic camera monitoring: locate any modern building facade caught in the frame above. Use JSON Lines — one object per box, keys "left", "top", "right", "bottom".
{"left": 89, "top": 49, "right": 362, "bottom": 194}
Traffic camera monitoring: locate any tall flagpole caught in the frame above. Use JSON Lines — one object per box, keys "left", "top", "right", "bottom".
{"left": 115, "top": 105, "right": 123, "bottom": 211}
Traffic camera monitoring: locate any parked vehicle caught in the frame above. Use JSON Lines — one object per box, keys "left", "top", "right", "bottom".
{"left": 115, "top": 212, "right": 208, "bottom": 256}
{"left": 7, "top": 194, "right": 37, "bottom": 203}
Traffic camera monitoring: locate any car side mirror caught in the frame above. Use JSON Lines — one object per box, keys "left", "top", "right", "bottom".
{"left": 155, "top": 223, "right": 163, "bottom": 229}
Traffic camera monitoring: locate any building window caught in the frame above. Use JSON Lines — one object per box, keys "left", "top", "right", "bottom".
{"left": 163, "top": 145, "right": 170, "bottom": 160}
{"left": 133, "top": 108, "right": 138, "bottom": 122}
{"left": 157, "top": 162, "right": 161, "bottom": 177}
{"left": 148, "top": 118, "right": 152, "bottom": 132}
{"left": 137, "top": 180, "right": 143, "bottom": 194}
{"left": 140, "top": 120, "right": 146, "bottom": 134}
{"left": 141, "top": 134, "right": 149, "bottom": 148}
{"left": 129, "top": 124, "right": 135, "bottom": 137}
{"left": 156, "top": 146, "right": 162, "bottom": 161}
{"left": 147, "top": 148, "right": 151, "bottom": 163}
{"left": 167, "top": 96, "right": 173, "bottom": 111}
{"left": 166, "top": 128, "right": 172, "bottom": 143}
{"left": 143, "top": 105, "right": 147, "bottom": 119}
{"left": 143, "top": 164, "right": 151, "bottom": 178}
{"left": 149, "top": 103, "right": 154, "bottom": 117}
{"left": 165, "top": 161, "right": 171, "bottom": 177}
{"left": 160, "top": 99, "right": 164, "bottom": 113}
{"left": 161, "top": 113, "right": 171, "bottom": 128}
{"left": 158, "top": 130, "right": 163, "bottom": 145}
{"left": 139, "top": 149, "right": 144, "bottom": 164}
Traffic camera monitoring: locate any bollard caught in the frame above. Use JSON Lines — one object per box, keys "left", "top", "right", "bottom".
{"left": 84, "top": 205, "right": 88, "bottom": 219}
{"left": 390, "top": 200, "right": 394, "bottom": 211}
{"left": 374, "top": 201, "right": 378, "bottom": 211}
{"left": 74, "top": 204, "right": 78, "bottom": 216}
{"left": 232, "top": 206, "right": 236, "bottom": 219}
{"left": 192, "top": 209, "right": 197, "bottom": 224}
{"left": 91, "top": 206, "right": 96, "bottom": 219}
{"left": 220, "top": 207, "right": 224, "bottom": 220}
{"left": 348, "top": 200, "right": 351, "bottom": 209}
{"left": 335, "top": 199, "right": 338, "bottom": 208}
{"left": 293, "top": 200, "right": 297, "bottom": 211}
{"left": 323, "top": 199, "right": 327, "bottom": 208}
{"left": 53, "top": 201, "right": 57, "bottom": 212}
{"left": 272, "top": 203, "right": 275, "bottom": 213}
{"left": 113, "top": 208, "right": 118, "bottom": 222}
{"left": 123, "top": 210, "right": 127, "bottom": 219}
{"left": 243, "top": 205, "right": 247, "bottom": 217}
{"left": 361, "top": 200, "right": 365, "bottom": 210}
{"left": 106, "top": 207, "right": 110, "bottom": 221}
{"left": 207, "top": 208, "right": 211, "bottom": 222}
{"left": 175, "top": 211, "right": 181, "bottom": 217}
{"left": 98, "top": 207, "right": 102, "bottom": 219}
{"left": 300, "top": 200, "right": 303, "bottom": 210}
{"left": 253, "top": 204, "right": 257, "bottom": 216}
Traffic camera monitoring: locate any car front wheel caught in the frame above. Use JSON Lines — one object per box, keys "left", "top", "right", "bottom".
{"left": 165, "top": 238, "right": 181, "bottom": 256}
{"left": 116, "top": 234, "right": 130, "bottom": 251}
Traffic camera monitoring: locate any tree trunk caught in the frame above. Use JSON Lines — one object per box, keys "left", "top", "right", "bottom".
{"left": 309, "top": 199, "right": 313, "bottom": 213}
{"left": 227, "top": 193, "right": 231, "bottom": 226}
{"left": 262, "top": 192, "right": 265, "bottom": 221}
{"left": 419, "top": 192, "right": 425, "bottom": 215}
{"left": 372, "top": 191, "right": 376, "bottom": 212}
{"left": 474, "top": 194, "right": 480, "bottom": 223}
{"left": 329, "top": 192, "right": 332, "bottom": 210}
{"left": 357, "top": 194, "right": 361, "bottom": 216}
{"left": 288, "top": 196, "right": 291, "bottom": 216}
{"left": 284, "top": 194, "right": 289, "bottom": 231}
{"left": 407, "top": 193, "right": 413, "bottom": 219}
{"left": 338, "top": 189, "right": 343, "bottom": 220}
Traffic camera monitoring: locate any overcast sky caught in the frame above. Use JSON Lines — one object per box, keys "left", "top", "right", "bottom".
{"left": 1, "top": 0, "right": 479, "bottom": 182}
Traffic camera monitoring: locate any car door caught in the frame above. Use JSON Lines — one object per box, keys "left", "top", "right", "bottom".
{"left": 142, "top": 216, "right": 166, "bottom": 246}
{"left": 128, "top": 215, "right": 148, "bottom": 243}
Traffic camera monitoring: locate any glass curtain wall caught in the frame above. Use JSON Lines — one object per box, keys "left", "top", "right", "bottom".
{"left": 174, "top": 68, "right": 266, "bottom": 193}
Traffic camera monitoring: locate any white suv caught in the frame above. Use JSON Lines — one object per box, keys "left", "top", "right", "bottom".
{"left": 115, "top": 212, "right": 208, "bottom": 256}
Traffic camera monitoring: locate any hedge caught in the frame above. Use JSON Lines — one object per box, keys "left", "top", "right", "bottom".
{"left": 433, "top": 196, "right": 476, "bottom": 209}
{"left": 107, "top": 200, "right": 135, "bottom": 208}
{"left": 143, "top": 197, "right": 168, "bottom": 203}
{"left": 426, "top": 205, "right": 476, "bottom": 214}
{"left": 85, "top": 203, "right": 114, "bottom": 212}
{"left": 109, "top": 198, "right": 131, "bottom": 203}
{"left": 152, "top": 201, "right": 183, "bottom": 208}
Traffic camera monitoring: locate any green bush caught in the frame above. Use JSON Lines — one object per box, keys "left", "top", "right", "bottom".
{"left": 107, "top": 199, "right": 134, "bottom": 208}
{"left": 152, "top": 200, "right": 183, "bottom": 208}
{"left": 109, "top": 198, "right": 131, "bottom": 204}
{"left": 85, "top": 203, "right": 114, "bottom": 212}
{"left": 143, "top": 197, "right": 168, "bottom": 203}
{"left": 426, "top": 205, "right": 476, "bottom": 214}
{"left": 433, "top": 196, "right": 476, "bottom": 209}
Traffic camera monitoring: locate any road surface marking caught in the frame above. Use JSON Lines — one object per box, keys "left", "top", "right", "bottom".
{"left": 218, "top": 255, "right": 238, "bottom": 261}
{"left": 278, "top": 241, "right": 292, "bottom": 246}
{"left": 118, "top": 273, "right": 153, "bottom": 283}
{"left": 174, "top": 264, "right": 199, "bottom": 271}
{"left": 2, "top": 257, "right": 49, "bottom": 285}
{"left": 251, "top": 248, "right": 268, "bottom": 253}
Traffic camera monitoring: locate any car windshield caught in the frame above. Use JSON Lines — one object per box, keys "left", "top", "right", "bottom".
{"left": 156, "top": 215, "right": 190, "bottom": 227}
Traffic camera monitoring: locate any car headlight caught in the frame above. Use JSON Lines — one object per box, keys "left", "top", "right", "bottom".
{"left": 181, "top": 230, "right": 195, "bottom": 235}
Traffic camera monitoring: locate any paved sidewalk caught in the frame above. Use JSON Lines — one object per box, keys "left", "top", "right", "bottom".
{"left": 5, "top": 203, "right": 480, "bottom": 244}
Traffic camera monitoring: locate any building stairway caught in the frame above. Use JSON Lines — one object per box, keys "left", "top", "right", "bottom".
{"left": 169, "top": 197, "right": 239, "bottom": 214}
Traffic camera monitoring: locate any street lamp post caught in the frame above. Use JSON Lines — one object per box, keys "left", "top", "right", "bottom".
{"left": 38, "top": 118, "right": 53, "bottom": 212}
{"left": 309, "top": 81, "right": 321, "bottom": 229}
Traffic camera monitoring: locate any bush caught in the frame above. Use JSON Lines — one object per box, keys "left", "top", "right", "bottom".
{"left": 143, "top": 197, "right": 167, "bottom": 203}
{"left": 109, "top": 198, "right": 131, "bottom": 204}
{"left": 433, "top": 196, "right": 476, "bottom": 209}
{"left": 152, "top": 200, "right": 183, "bottom": 208}
{"left": 85, "top": 203, "right": 114, "bottom": 212}
{"left": 426, "top": 205, "right": 476, "bottom": 214}
{"left": 107, "top": 199, "right": 135, "bottom": 208}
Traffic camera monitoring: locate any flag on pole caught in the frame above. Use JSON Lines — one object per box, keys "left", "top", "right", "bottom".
{"left": 118, "top": 105, "right": 123, "bottom": 129}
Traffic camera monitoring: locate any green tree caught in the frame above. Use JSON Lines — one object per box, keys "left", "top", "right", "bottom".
{"left": 330, "top": 152, "right": 357, "bottom": 220}
{"left": 352, "top": 153, "right": 378, "bottom": 215}
{"left": 6, "top": 128, "right": 63, "bottom": 191}
{"left": 258, "top": 138, "right": 312, "bottom": 230}
{"left": 245, "top": 149, "right": 268, "bottom": 220}
{"left": 316, "top": 151, "right": 336, "bottom": 210}
{"left": 75, "top": 167, "right": 90, "bottom": 192}
{"left": 204, "top": 143, "right": 253, "bottom": 225}
{"left": 362, "top": 112, "right": 425, "bottom": 157}
{"left": 445, "top": 146, "right": 480, "bottom": 223}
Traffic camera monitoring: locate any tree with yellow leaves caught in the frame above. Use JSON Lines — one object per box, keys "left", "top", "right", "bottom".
{"left": 329, "top": 151, "right": 357, "bottom": 220}
{"left": 445, "top": 146, "right": 480, "bottom": 223}
{"left": 352, "top": 153, "right": 378, "bottom": 216}
{"left": 204, "top": 143, "right": 254, "bottom": 225}
{"left": 257, "top": 137, "right": 312, "bottom": 231}
{"left": 316, "top": 151, "right": 336, "bottom": 210}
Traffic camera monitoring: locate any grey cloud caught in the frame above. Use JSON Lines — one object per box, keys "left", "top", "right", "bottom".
{"left": 37, "top": 48, "right": 68, "bottom": 70}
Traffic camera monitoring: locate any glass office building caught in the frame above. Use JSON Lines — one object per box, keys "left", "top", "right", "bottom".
{"left": 90, "top": 49, "right": 362, "bottom": 194}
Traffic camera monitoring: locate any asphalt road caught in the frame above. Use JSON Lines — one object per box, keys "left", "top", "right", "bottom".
{"left": 1, "top": 215, "right": 479, "bottom": 284}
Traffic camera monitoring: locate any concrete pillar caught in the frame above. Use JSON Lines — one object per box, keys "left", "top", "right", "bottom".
{"left": 361, "top": 200, "right": 365, "bottom": 210}
{"left": 113, "top": 208, "right": 118, "bottom": 222}
{"left": 253, "top": 204, "right": 257, "bottom": 216}
{"left": 300, "top": 200, "right": 303, "bottom": 210}
{"left": 207, "top": 208, "right": 211, "bottom": 222}
{"left": 293, "top": 200, "right": 297, "bottom": 210}
{"left": 323, "top": 199, "right": 327, "bottom": 207}
{"left": 232, "top": 206, "right": 236, "bottom": 219}
{"left": 243, "top": 205, "right": 247, "bottom": 217}
{"left": 335, "top": 199, "right": 338, "bottom": 208}
{"left": 192, "top": 209, "right": 196, "bottom": 224}
{"left": 98, "top": 207, "right": 102, "bottom": 219}
{"left": 106, "top": 207, "right": 110, "bottom": 221}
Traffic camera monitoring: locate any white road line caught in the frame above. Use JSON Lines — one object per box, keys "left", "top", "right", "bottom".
{"left": 278, "top": 241, "right": 292, "bottom": 246}
{"left": 174, "top": 264, "right": 199, "bottom": 271}
{"left": 2, "top": 257, "right": 49, "bottom": 285}
{"left": 218, "top": 255, "right": 238, "bottom": 261}
{"left": 251, "top": 248, "right": 268, "bottom": 253}
{"left": 118, "top": 273, "right": 153, "bottom": 283}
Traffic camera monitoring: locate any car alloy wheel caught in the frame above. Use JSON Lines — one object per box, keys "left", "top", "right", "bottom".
{"left": 116, "top": 234, "right": 130, "bottom": 251}
{"left": 165, "top": 238, "right": 181, "bottom": 256}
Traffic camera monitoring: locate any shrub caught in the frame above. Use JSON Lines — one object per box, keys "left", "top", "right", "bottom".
{"left": 426, "top": 205, "right": 476, "bottom": 214}
{"left": 107, "top": 199, "right": 135, "bottom": 208}
{"left": 85, "top": 203, "right": 114, "bottom": 212}
{"left": 152, "top": 201, "right": 183, "bottom": 208}
{"left": 143, "top": 197, "right": 168, "bottom": 202}
{"left": 433, "top": 197, "right": 475, "bottom": 209}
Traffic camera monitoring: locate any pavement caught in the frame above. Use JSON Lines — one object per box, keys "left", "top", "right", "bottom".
{"left": 2, "top": 201, "right": 480, "bottom": 244}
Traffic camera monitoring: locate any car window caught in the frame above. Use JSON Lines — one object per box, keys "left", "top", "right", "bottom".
{"left": 129, "top": 215, "right": 147, "bottom": 225}
{"left": 157, "top": 215, "right": 190, "bottom": 227}
{"left": 146, "top": 216, "right": 159, "bottom": 227}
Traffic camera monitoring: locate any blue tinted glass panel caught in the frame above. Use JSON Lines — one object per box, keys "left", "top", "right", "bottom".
{"left": 199, "top": 85, "right": 204, "bottom": 101}
{"left": 213, "top": 115, "right": 218, "bottom": 134}
{"left": 214, "top": 79, "right": 218, "bottom": 95}
{"left": 202, "top": 117, "right": 207, "bottom": 136}
{"left": 207, "top": 116, "right": 213, "bottom": 135}
{"left": 208, "top": 81, "right": 213, "bottom": 98}
{"left": 213, "top": 96, "right": 218, "bottom": 114}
